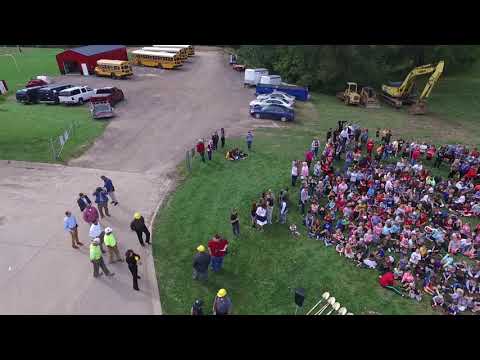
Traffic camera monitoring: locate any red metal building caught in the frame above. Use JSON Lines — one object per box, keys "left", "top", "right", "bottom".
{"left": 56, "top": 45, "right": 128, "bottom": 75}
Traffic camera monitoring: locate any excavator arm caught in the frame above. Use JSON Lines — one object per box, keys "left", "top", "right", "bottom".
{"left": 418, "top": 61, "right": 444, "bottom": 101}
{"left": 382, "top": 63, "right": 438, "bottom": 99}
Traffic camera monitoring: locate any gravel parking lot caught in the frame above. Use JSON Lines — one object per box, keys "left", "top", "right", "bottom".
{"left": 68, "top": 48, "right": 255, "bottom": 174}
{"left": 0, "top": 47, "right": 270, "bottom": 314}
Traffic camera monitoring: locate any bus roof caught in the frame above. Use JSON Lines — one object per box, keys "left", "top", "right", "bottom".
{"left": 153, "top": 45, "right": 191, "bottom": 48}
{"left": 97, "top": 59, "right": 129, "bottom": 65}
{"left": 142, "top": 47, "right": 182, "bottom": 53}
{"left": 131, "top": 50, "right": 176, "bottom": 58}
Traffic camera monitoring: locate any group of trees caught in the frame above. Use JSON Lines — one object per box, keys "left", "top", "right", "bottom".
{"left": 232, "top": 45, "right": 479, "bottom": 93}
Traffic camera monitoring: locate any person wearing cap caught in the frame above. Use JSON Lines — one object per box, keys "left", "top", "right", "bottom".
{"left": 191, "top": 299, "right": 204, "bottom": 315}
{"left": 90, "top": 238, "right": 114, "bottom": 278}
{"left": 89, "top": 219, "right": 106, "bottom": 253}
{"left": 130, "top": 212, "right": 151, "bottom": 246}
{"left": 104, "top": 227, "right": 123, "bottom": 264}
{"left": 125, "top": 249, "right": 141, "bottom": 291}
{"left": 196, "top": 139, "right": 205, "bottom": 163}
{"left": 193, "top": 245, "right": 211, "bottom": 281}
{"left": 213, "top": 288, "right": 232, "bottom": 315}
{"left": 100, "top": 175, "right": 119, "bottom": 206}
{"left": 64, "top": 211, "right": 83, "bottom": 249}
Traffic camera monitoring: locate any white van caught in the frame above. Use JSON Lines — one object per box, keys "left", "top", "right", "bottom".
{"left": 244, "top": 68, "right": 269, "bottom": 87}
{"left": 259, "top": 75, "right": 282, "bottom": 86}
{"left": 59, "top": 86, "right": 96, "bottom": 105}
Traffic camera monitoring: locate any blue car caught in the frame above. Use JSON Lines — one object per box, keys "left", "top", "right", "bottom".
{"left": 250, "top": 104, "right": 295, "bottom": 122}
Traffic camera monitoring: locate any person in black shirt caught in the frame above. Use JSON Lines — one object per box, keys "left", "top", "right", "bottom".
{"left": 125, "top": 249, "right": 141, "bottom": 291}
{"left": 326, "top": 128, "right": 332, "bottom": 142}
{"left": 77, "top": 193, "right": 91, "bottom": 212}
{"left": 130, "top": 212, "right": 151, "bottom": 246}
{"left": 230, "top": 209, "right": 240, "bottom": 237}
{"left": 220, "top": 128, "right": 226, "bottom": 148}
{"left": 191, "top": 299, "right": 204, "bottom": 315}
{"left": 213, "top": 131, "right": 219, "bottom": 150}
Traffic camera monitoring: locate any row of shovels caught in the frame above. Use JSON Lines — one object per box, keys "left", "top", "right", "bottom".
{"left": 306, "top": 292, "right": 354, "bottom": 315}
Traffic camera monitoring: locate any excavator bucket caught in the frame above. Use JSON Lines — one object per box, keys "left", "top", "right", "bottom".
{"left": 409, "top": 101, "right": 427, "bottom": 115}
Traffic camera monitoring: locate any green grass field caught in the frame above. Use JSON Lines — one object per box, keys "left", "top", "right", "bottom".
{"left": 0, "top": 47, "right": 106, "bottom": 163}
{"left": 152, "top": 65, "right": 480, "bottom": 315}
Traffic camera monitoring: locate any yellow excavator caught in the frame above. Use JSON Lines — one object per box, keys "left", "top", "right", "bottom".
{"left": 381, "top": 60, "right": 444, "bottom": 115}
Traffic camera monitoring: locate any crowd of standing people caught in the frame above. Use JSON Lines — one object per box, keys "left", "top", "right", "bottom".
{"left": 63, "top": 175, "right": 147, "bottom": 291}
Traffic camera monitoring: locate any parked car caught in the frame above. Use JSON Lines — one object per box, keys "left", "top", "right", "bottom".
{"left": 256, "top": 91, "right": 295, "bottom": 104}
{"left": 90, "top": 99, "right": 115, "bottom": 120}
{"left": 58, "top": 86, "right": 96, "bottom": 105}
{"left": 26, "top": 79, "right": 48, "bottom": 88}
{"left": 38, "top": 84, "right": 74, "bottom": 104}
{"left": 249, "top": 97, "right": 294, "bottom": 110}
{"left": 16, "top": 86, "right": 46, "bottom": 104}
{"left": 256, "top": 84, "right": 309, "bottom": 101}
{"left": 91, "top": 87, "right": 124, "bottom": 106}
{"left": 250, "top": 104, "right": 295, "bottom": 122}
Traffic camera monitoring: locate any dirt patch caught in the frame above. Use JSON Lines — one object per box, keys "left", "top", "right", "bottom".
{"left": 402, "top": 113, "right": 475, "bottom": 145}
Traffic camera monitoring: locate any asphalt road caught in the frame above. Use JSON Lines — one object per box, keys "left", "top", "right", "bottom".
{"left": 0, "top": 47, "right": 260, "bottom": 314}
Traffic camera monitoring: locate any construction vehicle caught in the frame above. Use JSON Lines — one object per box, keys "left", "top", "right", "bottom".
{"left": 381, "top": 60, "right": 444, "bottom": 115}
{"left": 336, "top": 82, "right": 360, "bottom": 106}
{"left": 359, "top": 86, "right": 380, "bottom": 108}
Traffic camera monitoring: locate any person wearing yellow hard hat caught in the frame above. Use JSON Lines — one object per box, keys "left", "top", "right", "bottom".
{"left": 130, "top": 212, "right": 150, "bottom": 247}
{"left": 213, "top": 288, "right": 232, "bottom": 315}
{"left": 125, "top": 249, "right": 141, "bottom": 291}
{"left": 193, "top": 244, "right": 211, "bottom": 281}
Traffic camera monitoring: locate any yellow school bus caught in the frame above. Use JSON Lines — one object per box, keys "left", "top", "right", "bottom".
{"left": 94, "top": 59, "right": 133, "bottom": 78}
{"left": 142, "top": 47, "right": 188, "bottom": 62}
{"left": 153, "top": 45, "right": 195, "bottom": 56}
{"left": 131, "top": 50, "right": 182, "bottom": 69}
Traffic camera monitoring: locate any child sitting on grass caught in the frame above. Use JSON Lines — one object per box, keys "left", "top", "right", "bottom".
{"left": 289, "top": 224, "right": 300, "bottom": 237}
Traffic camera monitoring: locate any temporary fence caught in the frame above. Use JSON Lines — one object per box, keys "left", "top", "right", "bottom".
{"left": 49, "top": 120, "right": 78, "bottom": 161}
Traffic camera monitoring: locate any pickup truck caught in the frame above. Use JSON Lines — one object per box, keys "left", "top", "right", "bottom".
{"left": 90, "top": 99, "right": 115, "bottom": 120}
{"left": 91, "top": 87, "right": 124, "bottom": 106}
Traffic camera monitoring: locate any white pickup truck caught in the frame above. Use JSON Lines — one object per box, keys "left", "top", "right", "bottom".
{"left": 58, "top": 86, "right": 96, "bottom": 105}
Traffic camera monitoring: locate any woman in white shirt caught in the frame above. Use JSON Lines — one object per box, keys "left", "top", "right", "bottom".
{"left": 256, "top": 203, "right": 268, "bottom": 230}
{"left": 291, "top": 161, "right": 298, "bottom": 187}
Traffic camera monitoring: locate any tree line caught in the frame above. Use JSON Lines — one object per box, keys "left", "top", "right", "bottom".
{"left": 231, "top": 45, "right": 479, "bottom": 93}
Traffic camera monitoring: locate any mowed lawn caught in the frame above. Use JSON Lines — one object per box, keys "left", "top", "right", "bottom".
{"left": 0, "top": 47, "right": 106, "bottom": 162}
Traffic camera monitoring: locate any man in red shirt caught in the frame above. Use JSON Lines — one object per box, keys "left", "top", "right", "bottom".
{"left": 196, "top": 139, "right": 205, "bottom": 163}
{"left": 379, "top": 271, "right": 404, "bottom": 296}
{"left": 208, "top": 234, "right": 229, "bottom": 272}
